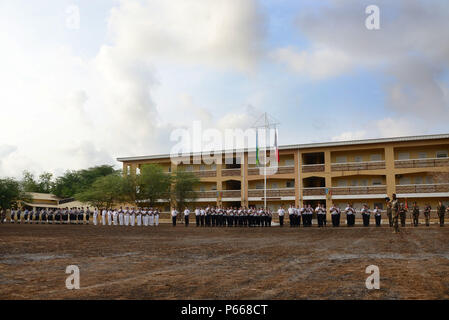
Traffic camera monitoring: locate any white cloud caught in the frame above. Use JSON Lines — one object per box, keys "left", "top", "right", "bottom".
{"left": 272, "top": 46, "right": 353, "bottom": 80}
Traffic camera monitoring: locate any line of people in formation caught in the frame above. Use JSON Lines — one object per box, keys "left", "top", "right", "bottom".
{"left": 4, "top": 207, "right": 162, "bottom": 227}
{"left": 172, "top": 207, "right": 274, "bottom": 227}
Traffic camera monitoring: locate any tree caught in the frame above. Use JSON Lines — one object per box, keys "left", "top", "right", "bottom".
{"left": 53, "top": 165, "right": 117, "bottom": 198}
{"left": 0, "top": 178, "right": 30, "bottom": 210}
{"left": 74, "top": 173, "right": 124, "bottom": 209}
{"left": 37, "top": 172, "right": 54, "bottom": 193}
{"left": 21, "top": 170, "right": 39, "bottom": 192}
{"left": 171, "top": 170, "right": 200, "bottom": 211}
{"left": 137, "top": 164, "right": 172, "bottom": 208}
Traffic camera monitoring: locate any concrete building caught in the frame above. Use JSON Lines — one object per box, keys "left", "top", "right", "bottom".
{"left": 117, "top": 133, "right": 449, "bottom": 218}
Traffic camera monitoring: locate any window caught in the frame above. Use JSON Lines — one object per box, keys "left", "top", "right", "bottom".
{"left": 136, "top": 167, "right": 141, "bottom": 175}
{"left": 211, "top": 186, "right": 217, "bottom": 191}
{"left": 350, "top": 179, "right": 358, "bottom": 186}
{"left": 425, "top": 176, "right": 434, "bottom": 184}
{"left": 354, "top": 156, "right": 363, "bottom": 162}
{"left": 372, "top": 178, "right": 382, "bottom": 186}
{"left": 370, "top": 154, "right": 382, "bottom": 161}
{"left": 186, "top": 165, "right": 193, "bottom": 172}
{"left": 360, "top": 179, "right": 368, "bottom": 186}
{"left": 211, "top": 164, "right": 217, "bottom": 170}
{"left": 127, "top": 165, "right": 131, "bottom": 175}
{"left": 199, "top": 186, "right": 206, "bottom": 192}
{"left": 200, "top": 165, "right": 206, "bottom": 171}
{"left": 399, "top": 177, "right": 411, "bottom": 185}
{"left": 271, "top": 183, "right": 279, "bottom": 189}
{"left": 168, "top": 167, "right": 171, "bottom": 173}
{"left": 398, "top": 152, "right": 410, "bottom": 160}
{"left": 415, "top": 177, "right": 423, "bottom": 184}
{"left": 256, "top": 183, "right": 264, "bottom": 189}
{"left": 285, "top": 159, "right": 294, "bottom": 167}
{"left": 336, "top": 156, "right": 347, "bottom": 163}
{"left": 286, "top": 181, "right": 295, "bottom": 188}
{"left": 337, "top": 180, "right": 347, "bottom": 187}
{"left": 418, "top": 152, "right": 427, "bottom": 159}
{"left": 436, "top": 150, "right": 448, "bottom": 158}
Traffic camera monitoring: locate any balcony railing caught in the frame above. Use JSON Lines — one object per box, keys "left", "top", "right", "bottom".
{"left": 394, "top": 157, "right": 449, "bottom": 169}
{"left": 220, "top": 190, "right": 241, "bottom": 198}
{"left": 396, "top": 183, "right": 449, "bottom": 194}
{"left": 192, "top": 170, "right": 217, "bottom": 178}
{"left": 248, "top": 166, "right": 294, "bottom": 175}
{"left": 331, "top": 160, "right": 385, "bottom": 171}
{"left": 248, "top": 188, "right": 295, "bottom": 197}
{"left": 194, "top": 191, "right": 218, "bottom": 198}
{"left": 302, "top": 164, "right": 325, "bottom": 173}
{"left": 221, "top": 168, "right": 241, "bottom": 177}
{"left": 302, "top": 185, "right": 387, "bottom": 196}
{"left": 331, "top": 185, "right": 387, "bottom": 195}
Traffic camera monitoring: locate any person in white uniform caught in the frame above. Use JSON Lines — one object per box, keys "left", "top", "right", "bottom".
{"left": 112, "top": 208, "right": 118, "bottom": 226}
{"left": 123, "top": 207, "right": 129, "bottom": 226}
{"left": 277, "top": 206, "right": 285, "bottom": 227}
{"left": 101, "top": 208, "right": 106, "bottom": 225}
{"left": 184, "top": 208, "right": 190, "bottom": 227}
{"left": 149, "top": 208, "right": 154, "bottom": 226}
{"left": 130, "top": 207, "right": 135, "bottom": 226}
{"left": 142, "top": 208, "right": 149, "bottom": 226}
{"left": 154, "top": 209, "right": 159, "bottom": 226}
{"left": 118, "top": 207, "right": 124, "bottom": 226}
{"left": 171, "top": 208, "right": 178, "bottom": 226}
{"left": 107, "top": 209, "right": 112, "bottom": 226}
{"left": 93, "top": 208, "right": 98, "bottom": 226}
{"left": 136, "top": 208, "right": 142, "bottom": 226}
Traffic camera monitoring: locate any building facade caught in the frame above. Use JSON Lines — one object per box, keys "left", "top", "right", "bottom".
{"left": 117, "top": 134, "right": 449, "bottom": 217}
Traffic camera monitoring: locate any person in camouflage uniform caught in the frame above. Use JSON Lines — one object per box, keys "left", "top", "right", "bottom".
{"left": 399, "top": 203, "right": 407, "bottom": 227}
{"left": 385, "top": 197, "right": 393, "bottom": 227}
{"left": 437, "top": 201, "right": 446, "bottom": 227}
{"left": 423, "top": 204, "right": 431, "bottom": 226}
{"left": 392, "top": 194, "right": 400, "bottom": 233}
{"left": 412, "top": 202, "right": 420, "bottom": 227}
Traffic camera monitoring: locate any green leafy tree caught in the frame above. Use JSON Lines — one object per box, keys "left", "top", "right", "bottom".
{"left": 37, "top": 172, "right": 54, "bottom": 193}
{"left": 21, "top": 170, "right": 39, "bottom": 192}
{"left": 74, "top": 173, "right": 124, "bottom": 209}
{"left": 171, "top": 170, "right": 200, "bottom": 211}
{"left": 137, "top": 164, "right": 172, "bottom": 208}
{"left": 0, "top": 178, "right": 30, "bottom": 209}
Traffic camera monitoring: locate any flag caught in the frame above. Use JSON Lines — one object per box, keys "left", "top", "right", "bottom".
{"left": 405, "top": 198, "right": 408, "bottom": 210}
{"left": 274, "top": 129, "right": 279, "bottom": 162}
{"left": 256, "top": 130, "right": 260, "bottom": 166}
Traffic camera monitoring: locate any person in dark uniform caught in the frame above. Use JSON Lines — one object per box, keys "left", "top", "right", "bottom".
{"left": 437, "top": 201, "right": 446, "bottom": 227}
{"left": 385, "top": 197, "right": 393, "bottom": 227}
{"left": 23, "top": 209, "right": 29, "bottom": 224}
{"left": 373, "top": 205, "right": 382, "bottom": 227}
{"left": 399, "top": 203, "right": 407, "bottom": 227}
{"left": 41, "top": 208, "right": 47, "bottom": 224}
{"left": 205, "top": 206, "right": 211, "bottom": 227}
{"left": 171, "top": 208, "right": 178, "bottom": 226}
{"left": 16, "top": 208, "right": 22, "bottom": 223}
{"left": 10, "top": 209, "right": 15, "bottom": 223}
{"left": 288, "top": 205, "right": 294, "bottom": 227}
{"left": 78, "top": 207, "right": 85, "bottom": 225}
{"left": 424, "top": 204, "right": 431, "bottom": 226}
{"left": 361, "top": 204, "right": 371, "bottom": 227}
{"left": 200, "top": 208, "right": 205, "bottom": 227}
{"left": 34, "top": 208, "right": 40, "bottom": 224}
{"left": 330, "top": 204, "right": 339, "bottom": 227}
{"left": 392, "top": 194, "right": 400, "bottom": 233}
{"left": 195, "top": 207, "right": 200, "bottom": 227}
{"left": 62, "top": 208, "right": 68, "bottom": 224}
{"left": 70, "top": 208, "right": 76, "bottom": 224}
{"left": 412, "top": 202, "right": 420, "bottom": 227}
{"left": 55, "top": 208, "right": 61, "bottom": 224}
{"left": 47, "top": 208, "right": 54, "bottom": 224}
{"left": 278, "top": 206, "right": 285, "bottom": 227}
{"left": 183, "top": 207, "right": 190, "bottom": 226}
{"left": 344, "top": 203, "right": 355, "bottom": 227}
{"left": 85, "top": 207, "right": 90, "bottom": 224}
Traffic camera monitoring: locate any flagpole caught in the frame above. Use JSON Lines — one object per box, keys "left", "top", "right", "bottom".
{"left": 264, "top": 113, "right": 267, "bottom": 210}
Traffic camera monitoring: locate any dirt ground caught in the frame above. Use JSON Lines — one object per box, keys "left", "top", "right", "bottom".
{"left": 0, "top": 223, "right": 448, "bottom": 300}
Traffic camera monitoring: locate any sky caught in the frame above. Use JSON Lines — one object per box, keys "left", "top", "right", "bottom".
{"left": 0, "top": 0, "right": 448, "bottom": 178}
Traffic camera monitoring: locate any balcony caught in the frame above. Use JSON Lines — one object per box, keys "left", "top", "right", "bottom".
{"left": 192, "top": 170, "right": 217, "bottom": 178}
{"left": 394, "top": 157, "right": 449, "bottom": 169}
{"left": 221, "top": 168, "right": 241, "bottom": 177}
{"left": 194, "top": 191, "right": 218, "bottom": 199}
{"left": 302, "top": 186, "right": 387, "bottom": 197}
{"left": 396, "top": 183, "right": 449, "bottom": 194}
{"left": 302, "top": 164, "right": 325, "bottom": 173}
{"left": 220, "top": 190, "right": 241, "bottom": 198}
{"left": 331, "top": 185, "right": 387, "bottom": 195}
{"left": 248, "top": 188, "right": 296, "bottom": 197}
{"left": 331, "top": 160, "right": 385, "bottom": 171}
{"left": 248, "top": 166, "right": 294, "bottom": 176}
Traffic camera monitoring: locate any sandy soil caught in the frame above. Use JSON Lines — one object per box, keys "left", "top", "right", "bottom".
{"left": 0, "top": 223, "right": 448, "bottom": 300}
